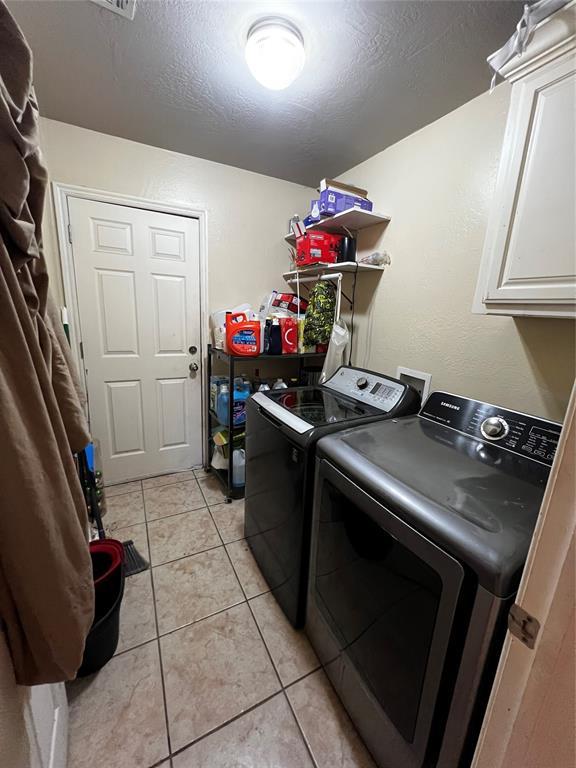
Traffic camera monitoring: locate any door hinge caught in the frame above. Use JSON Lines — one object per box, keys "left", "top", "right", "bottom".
{"left": 508, "top": 604, "right": 540, "bottom": 649}
{"left": 79, "top": 341, "right": 84, "bottom": 360}
{"left": 67, "top": 223, "right": 73, "bottom": 244}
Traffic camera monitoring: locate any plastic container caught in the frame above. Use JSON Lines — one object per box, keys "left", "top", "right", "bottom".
{"left": 226, "top": 312, "right": 261, "bottom": 356}
{"left": 232, "top": 449, "right": 246, "bottom": 487}
{"left": 210, "top": 375, "right": 227, "bottom": 412}
{"left": 269, "top": 319, "right": 282, "bottom": 355}
{"left": 211, "top": 304, "right": 251, "bottom": 349}
{"left": 216, "top": 383, "right": 230, "bottom": 425}
{"left": 216, "top": 381, "right": 250, "bottom": 426}
{"left": 77, "top": 539, "right": 125, "bottom": 677}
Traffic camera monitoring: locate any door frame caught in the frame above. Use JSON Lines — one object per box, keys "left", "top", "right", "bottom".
{"left": 52, "top": 182, "right": 210, "bottom": 469}
{"left": 472, "top": 380, "right": 575, "bottom": 767}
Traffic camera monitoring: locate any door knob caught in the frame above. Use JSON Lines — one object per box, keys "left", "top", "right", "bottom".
{"left": 188, "top": 345, "right": 198, "bottom": 355}
{"left": 189, "top": 362, "right": 199, "bottom": 372}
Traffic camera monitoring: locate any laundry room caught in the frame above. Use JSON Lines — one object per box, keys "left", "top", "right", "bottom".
{"left": 0, "top": 1, "right": 574, "bottom": 768}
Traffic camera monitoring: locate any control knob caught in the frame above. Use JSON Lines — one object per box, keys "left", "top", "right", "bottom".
{"left": 356, "top": 377, "right": 369, "bottom": 390}
{"left": 480, "top": 416, "right": 509, "bottom": 441}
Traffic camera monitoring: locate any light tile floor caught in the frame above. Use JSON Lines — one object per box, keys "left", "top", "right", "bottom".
{"left": 67, "top": 469, "right": 376, "bottom": 768}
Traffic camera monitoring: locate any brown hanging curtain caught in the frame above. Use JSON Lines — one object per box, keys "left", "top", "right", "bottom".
{"left": 0, "top": 2, "right": 94, "bottom": 685}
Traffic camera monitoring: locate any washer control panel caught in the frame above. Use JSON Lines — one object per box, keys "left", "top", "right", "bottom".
{"left": 420, "top": 391, "right": 562, "bottom": 466}
{"left": 323, "top": 366, "right": 405, "bottom": 412}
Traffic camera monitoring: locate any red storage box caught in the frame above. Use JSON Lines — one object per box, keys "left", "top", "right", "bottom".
{"left": 296, "top": 231, "right": 343, "bottom": 267}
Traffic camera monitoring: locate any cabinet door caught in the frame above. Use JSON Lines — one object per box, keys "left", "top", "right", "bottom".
{"left": 477, "top": 52, "right": 575, "bottom": 317}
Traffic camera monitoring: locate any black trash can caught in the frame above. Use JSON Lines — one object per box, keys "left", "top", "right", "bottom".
{"left": 77, "top": 539, "right": 125, "bottom": 677}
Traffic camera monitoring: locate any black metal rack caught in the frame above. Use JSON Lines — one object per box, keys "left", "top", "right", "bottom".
{"left": 205, "top": 344, "right": 325, "bottom": 502}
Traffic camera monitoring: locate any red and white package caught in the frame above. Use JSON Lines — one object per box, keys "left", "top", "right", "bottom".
{"left": 271, "top": 292, "right": 308, "bottom": 316}
{"left": 280, "top": 317, "right": 298, "bottom": 354}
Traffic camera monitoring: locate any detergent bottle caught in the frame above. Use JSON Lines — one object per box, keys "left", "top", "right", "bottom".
{"left": 232, "top": 449, "right": 246, "bottom": 487}
{"left": 216, "top": 380, "right": 250, "bottom": 426}
{"left": 216, "top": 383, "right": 230, "bottom": 425}
{"left": 232, "top": 379, "right": 250, "bottom": 426}
{"left": 226, "top": 312, "right": 261, "bottom": 356}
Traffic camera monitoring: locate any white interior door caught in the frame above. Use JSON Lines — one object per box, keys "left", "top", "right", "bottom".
{"left": 68, "top": 197, "right": 202, "bottom": 483}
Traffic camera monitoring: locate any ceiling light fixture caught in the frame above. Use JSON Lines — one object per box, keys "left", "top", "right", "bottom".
{"left": 245, "top": 18, "right": 305, "bottom": 91}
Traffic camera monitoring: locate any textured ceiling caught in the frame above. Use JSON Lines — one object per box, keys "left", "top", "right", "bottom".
{"left": 8, "top": 0, "right": 521, "bottom": 186}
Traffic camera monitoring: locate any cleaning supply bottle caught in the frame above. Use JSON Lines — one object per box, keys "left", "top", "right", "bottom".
{"left": 216, "top": 383, "right": 230, "bottom": 425}
{"left": 269, "top": 318, "right": 282, "bottom": 355}
{"left": 263, "top": 319, "right": 272, "bottom": 354}
{"left": 226, "top": 312, "right": 261, "bottom": 356}
{"left": 232, "top": 449, "right": 246, "bottom": 487}
{"left": 217, "top": 380, "right": 251, "bottom": 426}
{"left": 272, "top": 378, "right": 288, "bottom": 390}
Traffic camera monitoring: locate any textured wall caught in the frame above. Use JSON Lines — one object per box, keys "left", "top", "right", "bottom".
{"left": 38, "top": 117, "right": 312, "bottom": 314}
{"left": 338, "top": 83, "right": 575, "bottom": 421}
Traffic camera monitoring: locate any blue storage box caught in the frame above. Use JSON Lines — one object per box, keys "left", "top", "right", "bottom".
{"left": 319, "top": 189, "right": 373, "bottom": 216}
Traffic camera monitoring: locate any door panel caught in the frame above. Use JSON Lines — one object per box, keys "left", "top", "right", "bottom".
{"left": 68, "top": 197, "right": 202, "bottom": 482}
{"left": 152, "top": 274, "right": 187, "bottom": 354}
{"left": 106, "top": 380, "right": 145, "bottom": 455}
{"left": 96, "top": 270, "right": 139, "bottom": 355}
{"left": 484, "top": 54, "right": 576, "bottom": 303}
{"left": 157, "top": 378, "right": 188, "bottom": 448}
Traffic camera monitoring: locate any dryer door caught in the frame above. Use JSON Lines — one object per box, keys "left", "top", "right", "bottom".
{"left": 307, "top": 460, "right": 465, "bottom": 768}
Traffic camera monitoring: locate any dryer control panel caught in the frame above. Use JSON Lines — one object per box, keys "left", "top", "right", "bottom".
{"left": 420, "top": 391, "right": 562, "bottom": 467}
{"left": 323, "top": 366, "right": 406, "bottom": 412}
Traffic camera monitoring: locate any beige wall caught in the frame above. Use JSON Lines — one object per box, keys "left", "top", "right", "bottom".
{"left": 339, "top": 83, "right": 575, "bottom": 422}
{"left": 39, "top": 85, "right": 575, "bottom": 422}
{"left": 38, "top": 118, "right": 313, "bottom": 314}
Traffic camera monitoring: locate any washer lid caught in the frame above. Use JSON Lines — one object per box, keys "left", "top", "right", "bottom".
{"left": 316, "top": 416, "right": 553, "bottom": 597}
{"left": 260, "top": 387, "right": 382, "bottom": 428}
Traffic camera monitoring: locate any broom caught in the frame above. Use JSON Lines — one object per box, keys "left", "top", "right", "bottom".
{"left": 79, "top": 445, "right": 149, "bottom": 577}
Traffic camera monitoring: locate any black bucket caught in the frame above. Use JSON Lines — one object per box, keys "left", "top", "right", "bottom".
{"left": 77, "top": 541, "right": 125, "bottom": 677}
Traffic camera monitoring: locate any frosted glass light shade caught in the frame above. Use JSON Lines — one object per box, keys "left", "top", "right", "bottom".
{"left": 245, "top": 19, "right": 305, "bottom": 90}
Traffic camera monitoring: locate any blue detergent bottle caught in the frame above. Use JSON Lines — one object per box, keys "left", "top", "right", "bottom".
{"left": 216, "top": 383, "right": 230, "bottom": 426}
{"left": 216, "top": 381, "right": 250, "bottom": 426}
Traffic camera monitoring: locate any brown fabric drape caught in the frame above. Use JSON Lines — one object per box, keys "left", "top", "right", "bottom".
{"left": 0, "top": 2, "right": 94, "bottom": 685}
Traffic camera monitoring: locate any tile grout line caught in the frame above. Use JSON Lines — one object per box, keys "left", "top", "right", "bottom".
{"left": 213, "top": 491, "right": 321, "bottom": 766}
{"left": 155, "top": 593, "right": 248, "bottom": 644}
{"left": 104, "top": 478, "right": 143, "bottom": 499}
{"left": 142, "top": 491, "right": 174, "bottom": 763}
{"left": 282, "top": 686, "right": 321, "bottom": 768}
{"left": 146, "top": 503, "right": 210, "bottom": 524}
{"left": 204, "top": 501, "right": 287, "bottom": 697}
{"left": 204, "top": 496, "right": 318, "bottom": 690}
{"left": 205, "top": 504, "right": 252, "bottom": 616}
{"left": 158, "top": 477, "right": 238, "bottom": 761}
{"left": 157, "top": 487, "right": 286, "bottom": 760}
{"left": 119, "top": 475, "right": 316, "bottom": 764}
{"left": 151, "top": 539, "right": 251, "bottom": 571}
{"left": 168, "top": 689, "right": 283, "bottom": 762}
{"left": 242, "top": 583, "right": 318, "bottom": 767}
{"left": 106, "top": 468, "right": 204, "bottom": 494}
{"left": 206, "top": 501, "right": 318, "bottom": 768}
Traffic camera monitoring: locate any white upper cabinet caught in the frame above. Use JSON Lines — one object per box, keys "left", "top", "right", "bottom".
{"left": 474, "top": 4, "right": 576, "bottom": 318}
